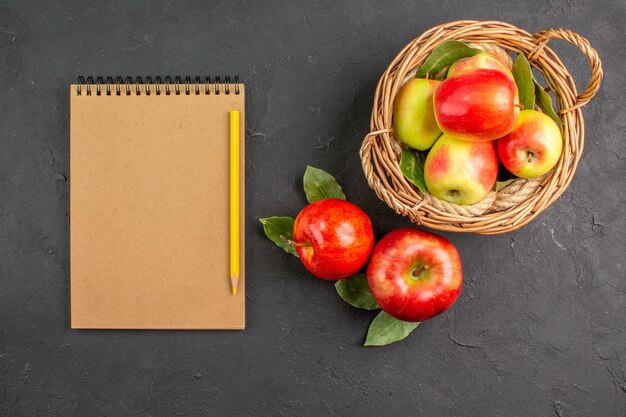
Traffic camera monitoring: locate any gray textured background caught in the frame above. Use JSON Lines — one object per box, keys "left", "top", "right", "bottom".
{"left": 1, "top": 1, "right": 625, "bottom": 416}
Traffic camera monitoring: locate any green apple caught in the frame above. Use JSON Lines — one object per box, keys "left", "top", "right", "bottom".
{"left": 447, "top": 52, "right": 514, "bottom": 80}
{"left": 424, "top": 134, "right": 499, "bottom": 205}
{"left": 497, "top": 110, "right": 563, "bottom": 178}
{"left": 393, "top": 78, "right": 442, "bottom": 151}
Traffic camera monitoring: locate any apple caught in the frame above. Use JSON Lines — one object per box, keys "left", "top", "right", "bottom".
{"left": 367, "top": 228, "right": 462, "bottom": 322}
{"left": 424, "top": 133, "right": 498, "bottom": 205}
{"left": 393, "top": 78, "right": 442, "bottom": 150}
{"left": 497, "top": 109, "right": 563, "bottom": 178}
{"left": 447, "top": 52, "right": 513, "bottom": 80}
{"left": 434, "top": 69, "right": 519, "bottom": 142}
{"left": 292, "top": 198, "right": 374, "bottom": 280}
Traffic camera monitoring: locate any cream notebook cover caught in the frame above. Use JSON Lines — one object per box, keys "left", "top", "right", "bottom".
{"left": 70, "top": 77, "right": 245, "bottom": 329}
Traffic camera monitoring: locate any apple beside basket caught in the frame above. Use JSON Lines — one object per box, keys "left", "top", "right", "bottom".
{"left": 360, "top": 20, "right": 603, "bottom": 234}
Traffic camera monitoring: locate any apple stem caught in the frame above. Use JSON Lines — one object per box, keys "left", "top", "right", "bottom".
{"left": 515, "top": 103, "right": 524, "bottom": 109}
{"left": 411, "top": 265, "right": 429, "bottom": 280}
{"left": 279, "top": 235, "right": 311, "bottom": 248}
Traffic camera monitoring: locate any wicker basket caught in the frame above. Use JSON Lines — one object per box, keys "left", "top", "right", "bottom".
{"left": 360, "top": 20, "right": 602, "bottom": 234}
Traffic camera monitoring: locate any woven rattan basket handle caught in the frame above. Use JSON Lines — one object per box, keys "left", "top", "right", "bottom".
{"left": 532, "top": 28, "right": 603, "bottom": 113}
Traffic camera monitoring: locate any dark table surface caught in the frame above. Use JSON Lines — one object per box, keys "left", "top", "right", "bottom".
{"left": 2, "top": 1, "right": 625, "bottom": 416}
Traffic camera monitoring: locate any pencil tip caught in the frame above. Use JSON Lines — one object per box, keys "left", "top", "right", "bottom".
{"left": 230, "top": 274, "right": 239, "bottom": 295}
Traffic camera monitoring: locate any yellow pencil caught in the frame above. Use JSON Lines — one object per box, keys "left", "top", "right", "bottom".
{"left": 229, "top": 111, "right": 240, "bottom": 296}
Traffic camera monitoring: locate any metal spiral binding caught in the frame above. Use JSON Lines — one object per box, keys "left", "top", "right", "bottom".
{"left": 76, "top": 75, "right": 241, "bottom": 96}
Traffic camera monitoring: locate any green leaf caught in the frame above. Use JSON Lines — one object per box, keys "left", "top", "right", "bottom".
{"left": 364, "top": 311, "right": 420, "bottom": 346}
{"left": 512, "top": 54, "right": 535, "bottom": 111}
{"left": 259, "top": 217, "right": 298, "bottom": 257}
{"left": 415, "top": 40, "right": 482, "bottom": 78}
{"left": 303, "top": 166, "right": 346, "bottom": 203}
{"left": 335, "top": 274, "right": 380, "bottom": 310}
{"left": 495, "top": 178, "right": 516, "bottom": 192}
{"left": 399, "top": 150, "right": 428, "bottom": 194}
{"left": 534, "top": 81, "right": 562, "bottom": 124}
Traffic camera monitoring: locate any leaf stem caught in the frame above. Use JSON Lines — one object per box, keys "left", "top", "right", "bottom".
{"left": 279, "top": 235, "right": 311, "bottom": 248}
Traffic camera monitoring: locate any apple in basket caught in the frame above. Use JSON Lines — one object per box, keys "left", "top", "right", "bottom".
{"left": 447, "top": 52, "right": 514, "bottom": 81}
{"left": 367, "top": 228, "right": 463, "bottom": 322}
{"left": 424, "top": 134, "right": 499, "bottom": 205}
{"left": 292, "top": 198, "right": 374, "bottom": 280}
{"left": 434, "top": 69, "right": 519, "bottom": 142}
{"left": 392, "top": 78, "right": 442, "bottom": 151}
{"left": 498, "top": 109, "right": 563, "bottom": 178}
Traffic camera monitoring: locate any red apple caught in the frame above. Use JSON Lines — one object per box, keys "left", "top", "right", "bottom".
{"left": 497, "top": 109, "right": 563, "bottom": 178}
{"left": 447, "top": 52, "right": 514, "bottom": 81}
{"left": 424, "top": 134, "right": 499, "bottom": 205}
{"left": 293, "top": 198, "right": 374, "bottom": 280}
{"left": 434, "top": 69, "right": 519, "bottom": 142}
{"left": 367, "top": 228, "right": 462, "bottom": 322}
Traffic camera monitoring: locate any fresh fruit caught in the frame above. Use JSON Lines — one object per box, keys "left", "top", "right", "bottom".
{"left": 497, "top": 109, "right": 563, "bottom": 178}
{"left": 434, "top": 69, "right": 519, "bottom": 142}
{"left": 366, "top": 228, "right": 462, "bottom": 322}
{"left": 424, "top": 134, "right": 498, "bottom": 205}
{"left": 447, "top": 52, "right": 513, "bottom": 80}
{"left": 292, "top": 198, "right": 374, "bottom": 280}
{"left": 392, "top": 78, "right": 442, "bottom": 150}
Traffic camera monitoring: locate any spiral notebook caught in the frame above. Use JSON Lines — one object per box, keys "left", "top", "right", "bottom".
{"left": 70, "top": 76, "right": 245, "bottom": 330}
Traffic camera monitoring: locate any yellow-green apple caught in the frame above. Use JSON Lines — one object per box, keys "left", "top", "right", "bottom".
{"left": 447, "top": 52, "right": 513, "bottom": 80}
{"left": 366, "top": 228, "right": 462, "bottom": 322}
{"left": 497, "top": 109, "right": 563, "bottom": 178}
{"left": 434, "top": 69, "right": 519, "bottom": 142}
{"left": 292, "top": 198, "right": 374, "bottom": 280}
{"left": 424, "top": 134, "right": 498, "bottom": 205}
{"left": 392, "top": 78, "right": 442, "bottom": 150}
